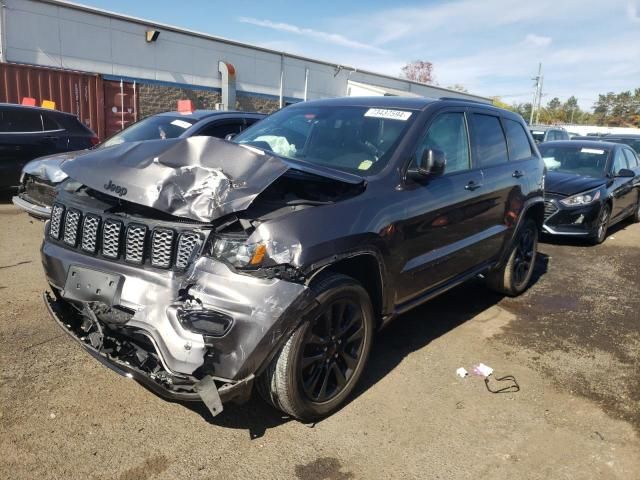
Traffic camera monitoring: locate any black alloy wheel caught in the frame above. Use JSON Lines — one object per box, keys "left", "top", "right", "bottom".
{"left": 299, "top": 298, "right": 365, "bottom": 403}
{"left": 512, "top": 224, "right": 536, "bottom": 289}
{"left": 256, "top": 273, "right": 374, "bottom": 421}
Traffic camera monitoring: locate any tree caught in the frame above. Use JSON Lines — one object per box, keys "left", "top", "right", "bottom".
{"left": 491, "top": 97, "right": 511, "bottom": 109}
{"left": 593, "top": 89, "right": 640, "bottom": 127}
{"left": 547, "top": 97, "right": 561, "bottom": 111}
{"left": 401, "top": 60, "right": 435, "bottom": 84}
{"left": 563, "top": 96, "right": 580, "bottom": 123}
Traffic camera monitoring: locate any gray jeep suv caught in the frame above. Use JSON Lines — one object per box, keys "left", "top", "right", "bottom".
{"left": 41, "top": 97, "right": 545, "bottom": 421}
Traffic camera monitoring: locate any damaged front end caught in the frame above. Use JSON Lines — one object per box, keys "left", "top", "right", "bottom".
{"left": 41, "top": 136, "right": 363, "bottom": 416}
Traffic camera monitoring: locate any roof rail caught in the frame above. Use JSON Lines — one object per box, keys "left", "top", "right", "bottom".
{"left": 439, "top": 96, "right": 488, "bottom": 104}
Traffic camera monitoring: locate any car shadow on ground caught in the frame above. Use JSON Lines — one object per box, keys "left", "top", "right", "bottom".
{"left": 540, "top": 218, "right": 635, "bottom": 247}
{"left": 184, "top": 252, "right": 549, "bottom": 438}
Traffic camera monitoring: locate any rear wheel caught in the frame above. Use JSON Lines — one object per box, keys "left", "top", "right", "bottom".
{"left": 590, "top": 204, "right": 611, "bottom": 244}
{"left": 487, "top": 218, "right": 538, "bottom": 296}
{"left": 257, "top": 273, "right": 374, "bottom": 421}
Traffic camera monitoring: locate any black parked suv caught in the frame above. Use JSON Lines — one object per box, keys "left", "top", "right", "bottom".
{"left": 41, "top": 97, "right": 544, "bottom": 421}
{"left": 0, "top": 103, "right": 97, "bottom": 192}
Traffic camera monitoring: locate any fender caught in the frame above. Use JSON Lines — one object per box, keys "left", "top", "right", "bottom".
{"left": 496, "top": 195, "right": 545, "bottom": 267}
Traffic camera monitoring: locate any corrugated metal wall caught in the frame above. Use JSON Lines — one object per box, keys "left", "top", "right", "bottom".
{"left": 0, "top": 63, "right": 109, "bottom": 139}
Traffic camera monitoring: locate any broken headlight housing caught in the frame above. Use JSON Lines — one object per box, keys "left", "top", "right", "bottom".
{"left": 206, "top": 234, "right": 266, "bottom": 268}
{"left": 560, "top": 188, "right": 601, "bottom": 207}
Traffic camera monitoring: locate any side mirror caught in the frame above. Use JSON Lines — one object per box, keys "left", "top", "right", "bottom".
{"left": 409, "top": 148, "right": 446, "bottom": 180}
{"left": 225, "top": 133, "right": 237, "bottom": 141}
{"left": 616, "top": 168, "right": 635, "bottom": 178}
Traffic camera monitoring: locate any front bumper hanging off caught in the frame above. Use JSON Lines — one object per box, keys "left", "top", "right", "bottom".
{"left": 44, "top": 291, "right": 254, "bottom": 416}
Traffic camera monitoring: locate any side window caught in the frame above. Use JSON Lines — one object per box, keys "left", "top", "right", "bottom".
{"left": 415, "top": 112, "right": 470, "bottom": 174}
{"left": 470, "top": 113, "right": 508, "bottom": 167}
{"left": 195, "top": 120, "right": 243, "bottom": 138}
{"left": 503, "top": 118, "right": 532, "bottom": 161}
{"left": 623, "top": 148, "right": 638, "bottom": 168}
{"left": 547, "top": 130, "right": 558, "bottom": 141}
{"left": 612, "top": 149, "right": 628, "bottom": 175}
{"left": 241, "top": 117, "right": 261, "bottom": 131}
{"left": 0, "top": 109, "right": 43, "bottom": 132}
{"left": 559, "top": 130, "right": 569, "bottom": 140}
{"left": 42, "top": 114, "right": 60, "bottom": 131}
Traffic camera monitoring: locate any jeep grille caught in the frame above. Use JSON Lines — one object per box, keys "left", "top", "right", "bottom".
{"left": 48, "top": 202, "right": 203, "bottom": 270}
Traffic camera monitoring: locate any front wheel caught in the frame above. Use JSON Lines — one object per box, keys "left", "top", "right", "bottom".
{"left": 590, "top": 204, "right": 611, "bottom": 245}
{"left": 257, "top": 273, "right": 374, "bottom": 422}
{"left": 632, "top": 195, "right": 640, "bottom": 223}
{"left": 486, "top": 218, "right": 538, "bottom": 296}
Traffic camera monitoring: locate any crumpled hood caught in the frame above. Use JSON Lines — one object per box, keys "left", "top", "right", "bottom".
{"left": 546, "top": 171, "right": 607, "bottom": 196}
{"left": 23, "top": 150, "right": 87, "bottom": 183}
{"left": 61, "top": 136, "right": 363, "bottom": 222}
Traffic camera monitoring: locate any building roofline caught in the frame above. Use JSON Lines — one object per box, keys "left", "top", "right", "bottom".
{"left": 36, "top": 0, "right": 491, "bottom": 102}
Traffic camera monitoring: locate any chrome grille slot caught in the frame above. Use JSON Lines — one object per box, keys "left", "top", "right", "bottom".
{"left": 49, "top": 203, "right": 64, "bottom": 239}
{"left": 102, "top": 220, "right": 123, "bottom": 258}
{"left": 175, "top": 232, "right": 201, "bottom": 269}
{"left": 125, "top": 224, "right": 147, "bottom": 264}
{"left": 63, "top": 209, "right": 82, "bottom": 246}
{"left": 81, "top": 215, "right": 101, "bottom": 253}
{"left": 151, "top": 229, "right": 175, "bottom": 268}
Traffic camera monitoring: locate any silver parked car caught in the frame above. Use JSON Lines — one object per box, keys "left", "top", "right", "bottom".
{"left": 13, "top": 110, "right": 265, "bottom": 218}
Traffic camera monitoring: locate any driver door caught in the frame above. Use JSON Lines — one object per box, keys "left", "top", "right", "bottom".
{"left": 610, "top": 148, "right": 634, "bottom": 220}
{"left": 395, "top": 109, "right": 488, "bottom": 303}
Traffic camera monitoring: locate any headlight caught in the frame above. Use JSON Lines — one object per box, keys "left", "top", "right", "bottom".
{"left": 560, "top": 188, "right": 601, "bottom": 207}
{"left": 208, "top": 234, "right": 266, "bottom": 268}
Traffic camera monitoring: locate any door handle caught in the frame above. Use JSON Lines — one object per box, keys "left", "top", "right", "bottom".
{"left": 512, "top": 170, "right": 524, "bottom": 178}
{"left": 464, "top": 181, "right": 482, "bottom": 191}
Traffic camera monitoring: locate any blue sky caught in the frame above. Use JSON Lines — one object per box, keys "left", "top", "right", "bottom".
{"left": 74, "top": 0, "right": 640, "bottom": 109}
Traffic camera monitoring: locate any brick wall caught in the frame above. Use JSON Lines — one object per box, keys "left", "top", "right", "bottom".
{"left": 138, "top": 83, "right": 280, "bottom": 118}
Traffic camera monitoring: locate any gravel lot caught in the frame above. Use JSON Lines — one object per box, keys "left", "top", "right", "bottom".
{"left": 1, "top": 201, "right": 639, "bottom": 480}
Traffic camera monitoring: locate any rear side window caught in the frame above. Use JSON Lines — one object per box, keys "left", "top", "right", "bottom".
{"left": 417, "top": 112, "right": 470, "bottom": 173}
{"left": 243, "top": 117, "right": 261, "bottom": 129}
{"left": 0, "top": 109, "right": 43, "bottom": 133}
{"left": 470, "top": 114, "right": 508, "bottom": 167}
{"left": 195, "top": 120, "right": 244, "bottom": 138}
{"left": 623, "top": 148, "right": 639, "bottom": 167}
{"left": 503, "top": 119, "right": 532, "bottom": 161}
{"left": 42, "top": 114, "right": 60, "bottom": 131}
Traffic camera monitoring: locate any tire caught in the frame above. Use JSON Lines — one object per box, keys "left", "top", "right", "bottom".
{"left": 486, "top": 218, "right": 538, "bottom": 296}
{"left": 590, "top": 204, "right": 611, "bottom": 245}
{"left": 632, "top": 195, "right": 640, "bottom": 223}
{"left": 256, "top": 273, "right": 374, "bottom": 422}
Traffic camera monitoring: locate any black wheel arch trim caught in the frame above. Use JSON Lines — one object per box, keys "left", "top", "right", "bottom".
{"left": 496, "top": 196, "right": 544, "bottom": 268}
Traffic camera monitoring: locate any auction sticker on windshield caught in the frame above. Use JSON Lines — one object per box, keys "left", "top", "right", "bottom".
{"left": 581, "top": 148, "right": 605, "bottom": 154}
{"left": 171, "top": 119, "right": 193, "bottom": 129}
{"left": 364, "top": 108, "right": 412, "bottom": 121}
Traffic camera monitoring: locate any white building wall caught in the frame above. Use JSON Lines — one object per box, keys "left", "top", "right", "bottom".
{"left": 1, "top": 0, "right": 490, "bottom": 104}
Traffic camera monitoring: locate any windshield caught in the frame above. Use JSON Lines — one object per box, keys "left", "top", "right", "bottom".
{"left": 101, "top": 115, "right": 196, "bottom": 148}
{"left": 539, "top": 145, "right": 610, "bottom": 177}
{"left": 233, "top": 105, "right": 415, "bottom": 175}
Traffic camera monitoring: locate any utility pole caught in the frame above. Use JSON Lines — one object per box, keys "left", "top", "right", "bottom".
{"left": 535, "top": 73, "right": 544, "bottom": 124}
{"left": 530, "top": 63, "right": 543, "bottom": 125}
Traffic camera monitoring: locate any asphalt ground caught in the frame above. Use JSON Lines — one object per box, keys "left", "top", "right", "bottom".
{"left": 1, "top": 201, "right": 639, "bottom": 480}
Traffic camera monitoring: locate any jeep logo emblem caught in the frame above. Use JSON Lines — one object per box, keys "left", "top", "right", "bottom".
{"left": 104, "top": 179, "right": 128, "bottom": 197}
